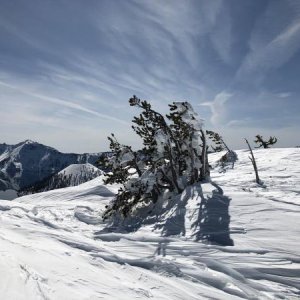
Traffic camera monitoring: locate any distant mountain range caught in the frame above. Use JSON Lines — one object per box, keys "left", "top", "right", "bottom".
{"left": 0, "top": 140, "right": 101, "bottom": 193}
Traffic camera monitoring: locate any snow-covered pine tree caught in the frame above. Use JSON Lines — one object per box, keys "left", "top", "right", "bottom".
{"left": 254, "top": 135, "right": 277, "bottom": 149}
{"left": 99, "top": 96, "right": 209, "bottom": 221}
{"left": 167, "top": 102, "right": 209, "bottom": 182}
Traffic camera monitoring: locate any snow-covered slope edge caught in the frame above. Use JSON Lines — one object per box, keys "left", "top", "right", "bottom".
{"left": 0, "top": 148, "right": 299, "bottom": 299}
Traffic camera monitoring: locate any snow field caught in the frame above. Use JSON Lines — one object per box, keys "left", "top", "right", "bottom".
{"left": 0, "top": 148, "right": 299, "bottom": 299}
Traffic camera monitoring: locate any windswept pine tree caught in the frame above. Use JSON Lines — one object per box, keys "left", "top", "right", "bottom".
{"left": 206, "top": 130, "right": 229, "bottom": 152}
{"left": 206, "top": 130, "right": 237, "bottom": 169}
{"left": 98, "top": 96, "right": 210, "bottom": 220}
{"left": 254, "top": 135, "right": 278, "bottom": 148}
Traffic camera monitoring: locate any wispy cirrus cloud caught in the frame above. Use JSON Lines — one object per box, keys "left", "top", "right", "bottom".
{"left": 237, "top": 1, "right": 300, "bottom": 79}
{"left": 0, "top": 80, "right": 128, "bottom": 125}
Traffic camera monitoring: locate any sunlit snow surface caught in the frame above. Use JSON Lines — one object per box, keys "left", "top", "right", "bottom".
{"left": 0, "top": 148, "right": 299, "bottom": 299}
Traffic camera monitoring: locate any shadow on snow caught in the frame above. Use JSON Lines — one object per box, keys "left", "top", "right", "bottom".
{"left": 97, "top": 181, "right": 233, "bottom": 247}
{"left": 193, "top": 181, "right": 234, "bottom": 246}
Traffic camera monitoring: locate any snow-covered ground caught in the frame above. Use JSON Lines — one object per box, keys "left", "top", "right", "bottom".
{"left": 0, "top": 148, "right": 299, "bottom": 299}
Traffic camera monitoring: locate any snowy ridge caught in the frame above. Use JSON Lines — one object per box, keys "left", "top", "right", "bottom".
{"left": 0, "top": 148, "right": 299, "bottom": 299}
{"left": 58, "top": 163, "right": 101, "bottom": 177}
{"left": 19, "top": 164, "right": 103, "bottom": 195}
{"left": 0, "top": 140, "right": 100, "bottom": 191}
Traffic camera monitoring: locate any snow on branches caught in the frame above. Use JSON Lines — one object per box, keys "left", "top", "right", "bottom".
{"left": 99, "top": 96, "right": 209, "bottom": 220}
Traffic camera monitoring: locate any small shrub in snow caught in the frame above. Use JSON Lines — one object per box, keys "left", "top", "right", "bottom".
{"left": 99, "top": 96, "right": 210, "bottom": 220}
{"left": 206, "top": 130, "right": 237, "bottom": 170}
{"left": 206, "top": 130, "right": 229, "bottom": 152}
{"left": 218, "top": 150, "right": 238, "bottom": 170}
{"left": 254, "top": 135, "right": 278, "bottom": 149}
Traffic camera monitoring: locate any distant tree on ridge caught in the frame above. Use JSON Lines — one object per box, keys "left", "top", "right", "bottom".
{"left": 254, "top": 135, "right": 277, "bottom": 149}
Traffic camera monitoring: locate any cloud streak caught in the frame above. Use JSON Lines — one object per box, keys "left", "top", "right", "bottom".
{"left": 237, "top": 2, "right": 300, "bottom": 78}
{"left": 0, "top": 80, "right": 129, "bottom": 125}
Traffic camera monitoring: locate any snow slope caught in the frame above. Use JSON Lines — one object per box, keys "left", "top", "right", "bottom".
{"left": 0, "top": 148, "right": 299, "bottom": 299}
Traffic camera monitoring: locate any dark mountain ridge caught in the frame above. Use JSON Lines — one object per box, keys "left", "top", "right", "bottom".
{"left": 0, "top": 140, "right": 101, "bottom": 191}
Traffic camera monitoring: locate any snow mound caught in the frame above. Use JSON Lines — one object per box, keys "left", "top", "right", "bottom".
{"left": 0, "top": 148, "right": 299, "bottom": 299}
{"left": 58, "top": 163, "right": 101, "bottom": 176}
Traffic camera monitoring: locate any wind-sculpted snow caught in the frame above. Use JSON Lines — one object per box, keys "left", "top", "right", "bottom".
{"left": 0, "top": 149, "right": 299, "bottom": 299}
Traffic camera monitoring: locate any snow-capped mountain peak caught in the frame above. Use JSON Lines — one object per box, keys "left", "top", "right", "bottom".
{"left": 24, "top": 139, "right": 37, "bottom": 144}
{"left": 58, "top": 163, "right": 101, "bottom": 177}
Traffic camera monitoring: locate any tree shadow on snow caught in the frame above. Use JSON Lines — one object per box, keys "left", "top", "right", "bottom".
{"left": 193, "top": 181, "right": 234, "bottom": 246}
{"left": 158, "top": 181, "right": 234, "bottom": 246}
{"left": 158, "top": 185, "right": 194, "bottom": 237}
{"left": 97, "top": 181, "right": 234, "bottom": 248}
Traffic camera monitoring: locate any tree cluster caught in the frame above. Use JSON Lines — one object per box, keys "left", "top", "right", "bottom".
{"left": 98, "top": 96, "right": 210, "bottom": 220}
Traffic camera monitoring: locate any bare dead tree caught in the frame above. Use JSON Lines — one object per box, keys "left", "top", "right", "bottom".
{"left": 245, "top": 138, "right": 261, "bottom": 184}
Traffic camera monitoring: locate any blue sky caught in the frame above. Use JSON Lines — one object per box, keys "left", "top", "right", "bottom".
{"left": 0, "top": 0, "right": 299, "bottom": 153}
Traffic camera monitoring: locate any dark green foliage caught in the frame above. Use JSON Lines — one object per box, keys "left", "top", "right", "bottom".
{"left": 98, "top": 134, "right": 142, "bottom": 186}
{"left": 254, "top": 135, "right": 278, "bottom": 149}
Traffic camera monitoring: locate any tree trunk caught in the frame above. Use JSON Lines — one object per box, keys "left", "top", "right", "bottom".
{"left": 199, "top": 130, "right": 208, "bottom": 181}
{"left": 245, "top": 139, "right": 260, "bottom": 184}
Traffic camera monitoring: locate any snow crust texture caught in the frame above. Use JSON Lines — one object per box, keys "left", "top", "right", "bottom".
{"left": 0, "top": 148, "right": 299, "bottom": 299}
